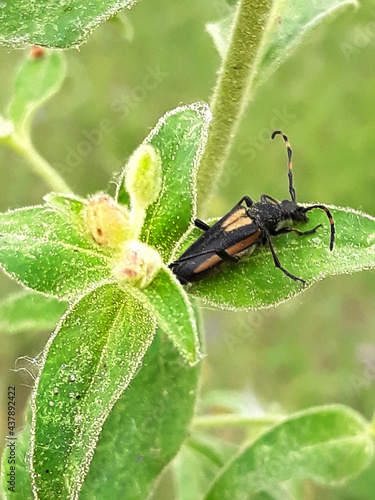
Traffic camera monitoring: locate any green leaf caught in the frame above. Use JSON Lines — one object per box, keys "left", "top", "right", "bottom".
{"left": 0, "top": 290, "right": 67, "bottom": 334}
{"left": 174, "top": 434, "right": 238, "bottom": 500}
{"left": 0, "top": 0, "right": 139, "bottom": 49}
{"left": 125, "top": 267, "right": 202, "bottom": 365}
{"left": 8, "top": 51, "right": 66, "bottom": 136}
{"left": 0, "top": 194, "right": 111, "bottom": 300}
{"left": 116, "top": 102, "right": 212, "bottom": 261}
{"left": 255, "top": 0, "right": 358, "bottom": 89}
{"left": 31, "top": 282, "right": 156, "bottom": 499}
{"left": 206, "top": 405, "right": 374, "bottom": 499}
{"left": 1, "top": 330, "right": 200, "bottom": 500}
{"left": 80, "top": 330, "right": 200, "bottom": 500}
{"left": 341, "top": 455, "right": 375, "bottom": 500}
{"left": 206, "top": 0, "right": 357, "bottom": 89}
{"left": 174, "top": 206, "right": 375, "bottom": 310}
{"left": 109, "top": 11, "right": 134, "bottom": 43}
{"left": 206, "top": 12, "right": 235, "bottom": 60}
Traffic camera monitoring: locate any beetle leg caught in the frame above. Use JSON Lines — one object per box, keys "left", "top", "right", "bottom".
{"left": 194, "top": 218, "right": 211, "bottom": 231}
{"left": 294, "top": 224, "right": 323, "bottom": 236}
{"left": 237, "top": 195, "right": 253, "bottom": 208}
{"left": 265, "top": 234, "right": 305, "bottom": 285}
{"left": 260, "top": 194, "right": 279, "bottom": 204}
{"left": 217, "top": 250, "right": 239, "bottom": 262}
{"left": 272, "top": 224, "right": 322, "bottom": 237}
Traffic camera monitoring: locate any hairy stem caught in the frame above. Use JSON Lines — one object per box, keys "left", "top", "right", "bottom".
{"left": 197, "top": 0, "right": 276, "bottom": 213}
{"left": 6, "top": 134, "right": 71, "bottom": 193}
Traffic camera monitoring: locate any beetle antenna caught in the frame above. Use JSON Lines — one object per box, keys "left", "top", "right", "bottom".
{"left": 271, "top": 130, "right": 296, "bottom": 203}
{"left": 304, "top": 204, "right": 335, "bottom": 251}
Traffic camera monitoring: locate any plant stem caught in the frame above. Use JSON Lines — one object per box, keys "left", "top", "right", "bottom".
{"left": 129, "top": 203, "right": 146, "bottom": 240}
{"left": 197, "top": 0, "right": 274, "bottom": 213}
{"left": 6, "top": 134, "right": 72, "bottom": 193}
{"left": 193, "top": 414, "right": 281, "bottom": 429}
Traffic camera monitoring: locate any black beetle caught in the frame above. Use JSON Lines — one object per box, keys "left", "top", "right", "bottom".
{"left": 169, "top": 131, "right": 335, "bottom": 285}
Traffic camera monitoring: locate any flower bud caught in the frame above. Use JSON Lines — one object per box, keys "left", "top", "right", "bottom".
{"left": 125, "top": 144, "right": 162, "bottom": 212}
{"left": 112, "top": 240, "right": 162, "bottom": 289}
{"left": 84, "top": 195, "right": 130, "bottom": 249}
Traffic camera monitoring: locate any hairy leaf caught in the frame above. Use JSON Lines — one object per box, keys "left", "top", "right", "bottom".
{"left": 206, "top": 405, "right": 374, "bottom": 499}
{"left": 0, "top": 290, "right": 66, "bottom": 334}
{"left": 124, "top": 268, "right": 202, "bottom": 365}
{"left": 206, "top": 0, "right": 357, "bottom": 90}
{"left": 0, "top": 194, "right": 111, "bottom": 300}
{"left": 0, "top": 0, "right": 139, "bottom": 48}
{"left": 81, "top": 330, "right": 200, "bottom": 500}
{"left": 30, "top": 282, "right": 156, "bottom": 499}
{"left": 9, "top": 51, "right": 66, "bottom": 135}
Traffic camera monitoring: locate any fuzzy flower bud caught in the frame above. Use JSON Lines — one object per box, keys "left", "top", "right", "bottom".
{"left": 84, "top": 195, "right": 130, "bottom": 249}
{"left": 124, "top": 144, "right": 162, "bottom": 239}
{"left": 112, "top": 240, "right": 162, "bottom": 289}
{"left": 125, "top": 144, "right": 162, "bottom": 210}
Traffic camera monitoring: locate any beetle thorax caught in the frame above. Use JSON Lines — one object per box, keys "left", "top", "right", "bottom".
{"left": 250, "top": 199, "right": 307, "bottom": 233}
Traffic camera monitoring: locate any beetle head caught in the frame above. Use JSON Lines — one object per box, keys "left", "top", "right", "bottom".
{"left": 280, "top": 200, "right": 309, "bottom": 223}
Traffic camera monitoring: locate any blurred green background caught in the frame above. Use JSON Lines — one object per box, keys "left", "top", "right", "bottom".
{"left": 1, "top": 0, "right": 375, "bottom": 498}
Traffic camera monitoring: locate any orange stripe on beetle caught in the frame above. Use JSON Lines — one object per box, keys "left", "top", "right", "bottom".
{"left": 221, "top": 207, "right": 247, "bottom": 229}
{"left": 224, "top": 216, "right": 253, "bottom": 233}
